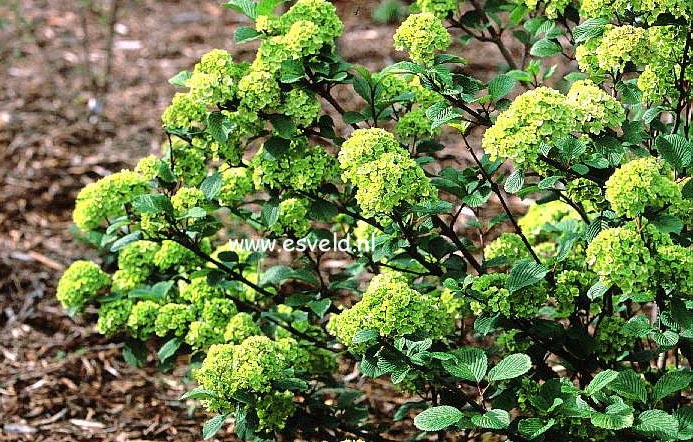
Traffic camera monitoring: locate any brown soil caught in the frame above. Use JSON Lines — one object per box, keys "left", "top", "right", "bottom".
{"left": 0, "top": 1, "right": 508, "bottom": 440}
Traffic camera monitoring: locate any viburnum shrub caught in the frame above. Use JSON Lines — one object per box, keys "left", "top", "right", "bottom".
{"left": 57, "top": 0, "right": 693, "bottom": 440}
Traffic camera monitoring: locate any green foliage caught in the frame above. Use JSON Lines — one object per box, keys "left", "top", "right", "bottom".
{"left": 57, "top": 0, "right": 693, "bottom": 440}
{"left": 605, "top": 157, "right": 681, "bottom": 218}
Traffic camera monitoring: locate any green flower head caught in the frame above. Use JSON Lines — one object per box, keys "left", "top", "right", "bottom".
{"left": 96, "top": 299, "right": 133, "bottom": 335}
{"left": 566, "top": 79, "right": 625, "bottom": 134}
{"left": 185, "top": 320, "right": 224, "bottom": 351}
{"left": 195, "top": 336, "right": 298, "bottom": 397}
{"left": 118, "top": 240, "right": 160, "bottom": 276}
{"left": 127, "top": 300, "right": 160, "bottom": 340}
{"left": 605, "top": 157, "right": 680, "bottom": 218}
{"left": 339, "top": 128, "right": 435, "bottom": 217}
{"left": 161, "top": 92, "right": 206, "bottom": 130}
{"left": 201, "top": 298, "right": 238, "bottom": 329}
{"left": 180, "top": 277, "right": 225, "bottom": 305}
{"left": 155, "top": 303, "right": 195, "bottom": 337}
{"left": 251, "top": 138, "right": 338, "bottom": 191}
{"left": 153, "top": 240, "right": 202, "bottom": 272}
{"left": 269, "top": 197, "right": 311, "bottom": 237}
{"left": 327, "top": 272, "right": 454, "bottom": 349}
{"left": 586, "top": 224, "right": 657, "bottom": 298}
{"left": 393, "top": 12, "right": 451, "bottom": 66}
{"left": 56, "top": 260, "right": 111, "bottom": 311}
{"left": 73, "top": 170, "right": 150, "bottom": 231}
{"left": 218, "top": 166, "right": 254, "bottom": 207}
{"left": 485, "top": 233, "right": 530, "bottom": 263}
{"left": 238, "top": 69, "right": 281, "bottom": 111}
{"left": 482, "top": 87, "right": 577, "bottom": 171}
{"left": 223, "top": 312, "right": 262, "bottom": 344}
{"left": 414, "top": 0, "right": 460, "bottom": 18}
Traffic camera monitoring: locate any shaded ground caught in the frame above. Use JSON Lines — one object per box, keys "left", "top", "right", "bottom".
{"left": 0, "top": 1, "right": 509, "bottom": 440}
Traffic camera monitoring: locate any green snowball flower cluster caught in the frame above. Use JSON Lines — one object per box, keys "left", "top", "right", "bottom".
{"left": 554, "top": 269, "right": 594, "bottom": 316}
{"left": 393, "top": 12, "right": 451, "bottom": 66}
{"left": 256, "top": 390, "right": 296, "bottom": 431}
{"left": 585, "top": 225, "right": 656, "bottom": 298}
{"left": 565, "top": 178, "right": 606, "bottom": 214}
{"left": 594, "top": 315, "right": 631, "bottom": 361}
{"left": 657, "top": 245, "right": 693, "bottom": 296}
{"left": 373, "top": 71, "right": 412, "bottom": 103}
{"left": 468, "top": 273, "right": 548, "bottom": 317}
{"left": 180, "top": 276, "right": 225, "bottom": 305}
{"left": 485, "top": 233, "right": 531, "bottom": 262}
{"left": 194, "top": 336, "right": 298, "bottom": 431}
{"left": 518, "top": 200, "right": 578, "bottom": 243}
{"left": 171, "top": 187, "right": 206, "bottom": 216}
{"left": 576, "top": 0, "right": 690, "bottom": 21}
{"left": 251, "top": 138, "right": 338, "bottom": 191}
{"left": 161, "top": 50, "right": 259, "bottom": 166}
{"left": 118, "top": 240, "right": 159, "bottom": 273}
{"left": 396, "top": 108, "right": 440, "bottom": 141}
{"left": 269, "top": 197, "right": 311, "bottom": 237}
{"left": 96, "top": 299, "right": 133, "bottom": 335}
{"left": 194, "top": 336, "right": 299, "bottom": 411}
{"left": 164, "top": 49, "right": 248, "bottom": 124}
{"left": 155, "top": 279, "right": 242, "bottom": 349}
{"left": 153, "top": 240, "right": 202, "bottom": 271}
{"left": 186, "top": 49, "right": 249, "bottom": 107}
{"left": 605, "top": 157, "right": 680, "bottom": 218}
{"left": 414, "top": 0, "right": 460, "bottom": 18}
{"left": 283, "top": 20, "right": 323, "bottom": 58}
{"left": 218, "top": 167, "right": 253, "bottom": 207}
{"left": 518, "top": 0, "right": 572, "bottom": 18}
{"left": 579, "top": 0, "right": 624, "bottom": 19}
{"left": 56, "top": 260, "right": 111, "bottom": 311}
{"left": 166, "top": 139, "right": 208, "bottom": 185}
{"left": 566, "top": 80, "right": 625, "bottom": 134}
{"left": 276, "top": 0, "right": 344, "bottom": 46}
{"left": 127, "top": 300, "right": 160, "bottom": 339}
{"left": 483, "top": 81, "right": 626, "bottom": 170}
{"left": 201, "top": 298, "right": 238, "bottom": 329}
{"left": 339, "top": 128, "right": 435, "bottom": 217}
{"left": 161, "top": 92, "right": 207, "bottom": 130}
{"left": 186, "top": 320, "right": 224, "bottom": 351}
{"left": 338, "top": 128, "right": 401, "bottom": 167}
{"left": 672, "top": 177, "right": 693, "bottom": 226}
{"left": 439, "top": 287, "right": 465, "bottom": 318}
{"left": 327, "top": 272, "right": 454, "bottom": 348}
{"left": 223, "top": 312, "right": 262, "bottom": 344}
{"left": 482, "top": 87, "right": 576, "bottom": 170}
{"left": 639, "top": 0, "right": 692, "bottom": 22}
{"left": 73, "top": 170, "right": 150, "bottom": 231}
{"left": 279, "top": 89, "right": 322, "bottom": 127}
{"left": 113, "top": 240, "right": 160, "bottom": 293}
{"left": 576, "top": 25, "right": 649, "bottom": 74}
{"left": 112, "top": 269, "right": 145, "bottom": 293}
{"left": 155, "top": 303, "right": 194, "bottom": 337}
{"left": 237, "top": 69, "right": 281, "bottom": 112}
{"left": 252, "top": 0, "right": 343, "bottom": 74}
{"left": 594, "top": 25, "right": 649, "bottom": 72}
{"left": 637, "top": 26, "right": 692, "bottom": 103}
{"left": 135, "top": 155, "right": 163, "bottom": 180}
